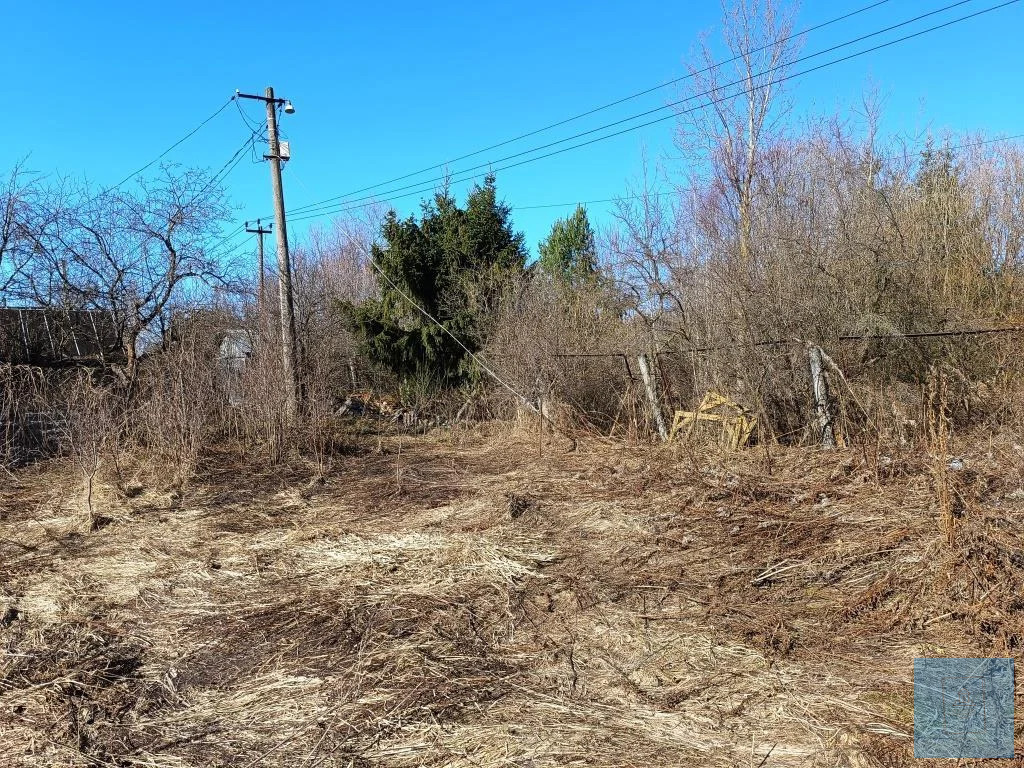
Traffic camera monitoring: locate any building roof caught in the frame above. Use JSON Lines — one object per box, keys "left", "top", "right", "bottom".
{"left": 0, "top": 308, "right": 123, "bottom": 367}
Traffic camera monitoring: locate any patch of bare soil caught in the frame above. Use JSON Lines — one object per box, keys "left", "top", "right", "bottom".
{"left": 2, "top": 426, "right": 1023, "bottom": 766}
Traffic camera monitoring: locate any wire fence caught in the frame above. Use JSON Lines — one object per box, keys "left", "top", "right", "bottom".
{"left": 482, "top": 324, "right": 1024, "bottom": 445}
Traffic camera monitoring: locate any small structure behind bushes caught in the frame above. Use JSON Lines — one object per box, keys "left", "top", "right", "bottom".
{"left": 0, "top": 308, "right": 122, "bottom": 467}
{"left": 218, "top": 329, "right": 253, "bottom": 407}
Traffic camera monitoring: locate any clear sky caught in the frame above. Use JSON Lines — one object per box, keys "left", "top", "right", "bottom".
{"left": 3, "top": 0, "right": 1022, "bottom": 267}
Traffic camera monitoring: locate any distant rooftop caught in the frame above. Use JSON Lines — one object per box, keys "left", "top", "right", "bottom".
{"left": 0, "top": 307, "right": 123, "bottom": 367}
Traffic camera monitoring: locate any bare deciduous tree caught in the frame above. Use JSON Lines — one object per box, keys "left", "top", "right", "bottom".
{"left": 0, "top": 163, "right": 49, "bottom": 300}
{"left": 20, "top": 167, "right": 233, "bottom": 385}
{"left": 675, "top": 0, "right": 800, "bottom": 273}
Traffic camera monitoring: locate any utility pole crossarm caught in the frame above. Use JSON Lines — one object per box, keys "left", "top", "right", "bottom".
{"left": 244, "top": 218, "right": 272, "bottom": 304}
{"left": 236, "top": 90, "right": 295, "bottom": 113}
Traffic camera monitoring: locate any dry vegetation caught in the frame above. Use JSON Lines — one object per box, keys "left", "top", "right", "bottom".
{"left": 5, "top": 3, "right": 1024, "bottom": 765}
{"left": 3, "top": 420, "right": 1023, "bottom": 767}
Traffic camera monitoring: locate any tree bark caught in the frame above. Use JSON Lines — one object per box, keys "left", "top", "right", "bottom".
{"left": 638, "top": 353, "right": 668, "bottom": 441}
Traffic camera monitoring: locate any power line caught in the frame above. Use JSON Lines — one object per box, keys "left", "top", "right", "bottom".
{"left": 205, "top": 225, "right": 249, "bottom": 261}
{"left": 367, "top": 257, "right": 576, "bottom": 447}
{"left": 284, "top": 0, "right": 1020, "bottom": 225}
{"left": 545, "top": 326, "right": 1024, "bottom": 361}
{"left": 21, "top": 97, "right": 263, "bottom": 313}
{"left": 283, "top": 0, "right": 896, "bottom": 215}
{"left": 161, "top": 126, "right": 271, "bottom": 262}
{"left": 355, "top": 263, "right": 1023, "bottom": 438}
{"left": 368, "top": 260, "right": 534, "bottom": 405}
{"left": 284, "top": 0, "right": 982, "bottom": 220}
{"left": 669, "top": 324, "right": 1024, "bottom": 354}
{"left": 106, "top": 96, "right": 236, "bottom": 192}
{"left": 66, "top": 131, "right": 264, "bottom": 286}
{"left": 838, "top": 326, "right": 1024, "bottom": 341}
{"left": 234, "top": 96, "right": 263, "bottom": 133}
{"left": 510, "top": 133, "right": 1024, "bottom": 211}
{"left": 209, "top": 131, "right": 261, "bottom": 188}
{"left": 284, "top": 0, "right": 1012, "bottom": 222}
{"left": 211, "top": 221, "right": 559, "bottom": 426}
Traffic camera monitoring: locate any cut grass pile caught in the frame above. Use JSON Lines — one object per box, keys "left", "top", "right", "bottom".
{"left": 2, "top": 426, "right": 1023, "bottom": 766}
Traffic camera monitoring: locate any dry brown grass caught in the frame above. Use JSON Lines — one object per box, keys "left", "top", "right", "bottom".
{"left": 2, "top": 424, "right": 1024, "bottom": 766}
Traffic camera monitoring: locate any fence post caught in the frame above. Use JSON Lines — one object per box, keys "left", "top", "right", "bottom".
{"left": 638, "top": 353, "right": 668, "bottom": 441}
{"left": 808, "top": 344, "right": 836, "bottom": 448}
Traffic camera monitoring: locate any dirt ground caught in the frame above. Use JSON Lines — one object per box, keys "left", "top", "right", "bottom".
{"left": 2, "top": 424, "right": 1023, "bottom": 767}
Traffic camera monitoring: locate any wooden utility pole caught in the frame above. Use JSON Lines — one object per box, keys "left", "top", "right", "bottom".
{"left": 244, "top": 218, "right": 272, "bottom": 305}
{"left": 237, "top": 87, "right": 299, "bottom": 417}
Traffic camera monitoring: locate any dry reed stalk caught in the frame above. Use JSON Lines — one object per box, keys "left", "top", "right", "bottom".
{"left": 927, "top": 367, "right": 956, "bottom": 546}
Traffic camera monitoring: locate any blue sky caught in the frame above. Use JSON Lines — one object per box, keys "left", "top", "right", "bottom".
{"left": 3, "top": 0, "right": 1022, "bottom": 267}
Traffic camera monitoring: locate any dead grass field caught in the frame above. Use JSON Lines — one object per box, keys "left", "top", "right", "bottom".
{"left": 2, "top": 424, "right": 1024, "bottom": 767}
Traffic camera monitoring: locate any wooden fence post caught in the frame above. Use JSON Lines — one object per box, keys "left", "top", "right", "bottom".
{"left": 808, "top": 344, "right": 836, "bottom": 448}
{"left": 638, "top": 353, "right": 668, "bottom": 441}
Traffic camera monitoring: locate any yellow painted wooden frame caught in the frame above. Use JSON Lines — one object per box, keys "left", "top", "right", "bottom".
{"left": 669, "top": 391, "right": 756, "bottom": 449}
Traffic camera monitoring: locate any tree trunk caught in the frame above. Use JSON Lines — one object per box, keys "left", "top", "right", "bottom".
{"left": 809, "top": 345, "right": 835, "bottom": 448}
{"left": 638, "top": 353, "right": 668, "bottom": 441}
